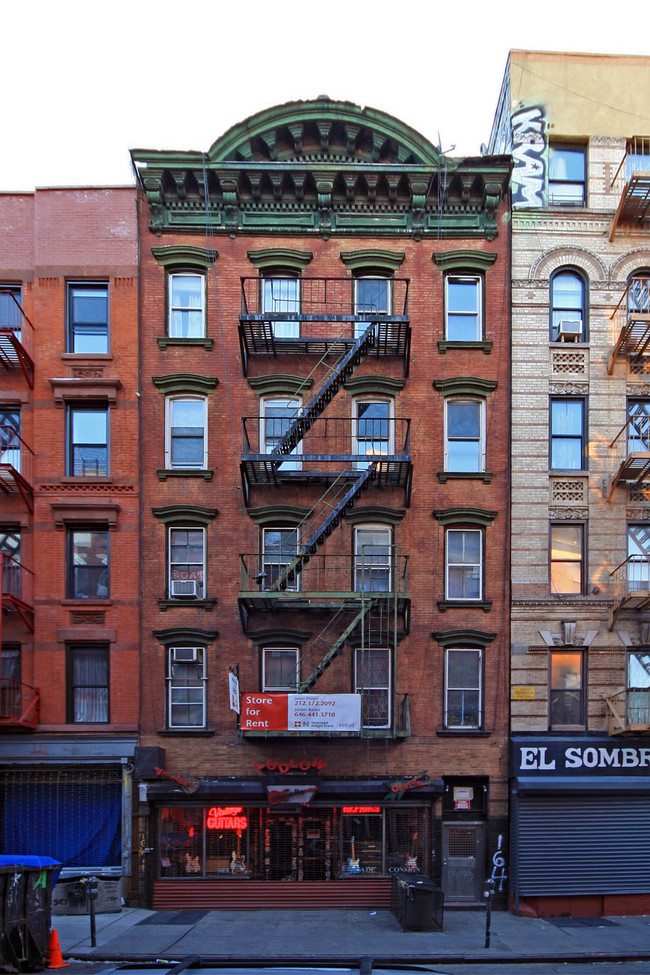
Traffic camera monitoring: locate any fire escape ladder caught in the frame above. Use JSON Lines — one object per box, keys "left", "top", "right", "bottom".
{"left": 270, "top": 323, "right": 377, "bottom": 458}
{"left": 299, "top": 599, "right": 377, "bottom": 692}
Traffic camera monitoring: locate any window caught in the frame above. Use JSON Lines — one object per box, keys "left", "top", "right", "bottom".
{"left": 445, "top": 275, "right": 482, "bottom": 341}
{"left": 353, "top": 400, "right": 393, "bottom": 467}
{"left": 627, "top": 650, "right": 650, "bottom": 726}
{"left": 445, "top": 400, "right": 485, "bottom": 472}
{"left": 166, "top": 397, "right": 207, "bottom": 469}
{"left": 550, "top": 523, "right": 584, "bottom": 595}
{"left": 355, "top": 647, "right": 391, "bottom": 729}
{"left": 445, "top": 648, "right": 482, "bottom": 729}
{"left": 67, "top": 283, "right": 109, "bottom": 354}
{"left": 168, "top": 273, "right": 205, "bottom": 338}
{"left": 263, "top": 647, "right": 299, "bottom": 692}
{"left": 0, "top": 529, "right": 21, "bottom": 599}
{"left": 67, "top": 404, "right": 109, "bottom": 476}
{"left": 628, "top": 272, "right": 650, "bottom": 317}
{"left": 548, "top": 145, "right": 586, "bottom": 206}
{"left": 169, "top": 527, "right": 205, "bottom": 599}
{"left": 355, "top": 526, "right": 392, "bottom": 592}
{"left": 549, "top": 650, "right": 584, "bottom": 728}
{"left": 0, "top": 407, "right": 21, "bottom": 471}
{"left": 446, "top": 528, "right": 482, "bottom": 600}
{"left": 67, "top": 529, "right": 109, "bottom": 599}
{"left": 354, "top": 277, "right": 391, "bottom": 338}
{"left": 550, "top": 269, "right": 586, "bottom": 342}
{"left": 627, "top": 525, "right": 650, "bottom": 592}
{"left": 67, "top": 644, "right": 109, "bottom": 723}
{"left": 261, "top": 277, "right": 300, "bottom": 338}
{"left": 167, "top": 647, "right": 206, "bottom": 729}
{"left": 1, "top": 643, "right": 21, "bottom": 717}
{"left": 261, "top": 398, "right": 302, "bottom": 471}
{"left": 0, "top": 286, "right": 22, "bottom": 338}
{"left": 262, "top": 527, "right": 299, "bottom": 590}
{"left": 550, "top": 398, "right": 585, "bottom": 470}
{"left": 627, "top": 400, "right": 650, "bottom": 454}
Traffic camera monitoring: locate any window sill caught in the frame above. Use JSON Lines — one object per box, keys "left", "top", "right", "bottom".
{"left": 436, "top": 728, "right": 492, "bottom": 737}
{"left": 158, "top": 598, "right": 216, "bottom": 611}
{"left": 549, "top": 340, "right": 589, "bottom": 347}
{"left": 60, "top": 476, "right": 113, "bottom": 484}
{"left": 157, "top": 728, "right": 215, "bottom": 736}
{"left": 158, "top": 468, "right": 214, "bottom": 481}
{"left": 61, "top": 598, "right": 113, "bottom": 607}
{"left": 437, "top": 340, "right": 493, "bottom": 355}
{"left": 60, "top": 353, "right": 113, "bottom": 361}
{"left": 438, "top": 471, "right": 493, "bottom": 483}
{"left": 437, "top": 599, "right": 492, "bottom": 613}
{"left": 157, "top": 336, "right": 214, "bottom": 350}
{"left": 549, "top": 469, "right": 588, "bottom": 476}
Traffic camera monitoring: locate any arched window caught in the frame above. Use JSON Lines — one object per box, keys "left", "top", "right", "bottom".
{"left": 550, "top": 268, "right": 587, "bottom": 342}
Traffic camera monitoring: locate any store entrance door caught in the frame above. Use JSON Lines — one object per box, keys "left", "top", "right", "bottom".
{"left": 441, "top": 821, "right": 485, "bottom": 904}
{"left": 266, "top": 811, "right": 332, "bottom": 881}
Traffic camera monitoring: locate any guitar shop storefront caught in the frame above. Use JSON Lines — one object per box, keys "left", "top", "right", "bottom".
{"left": 511, "top": 737, "right": 650, "bottom": 918}
{"left": 147, "top": 773, "right": 443, "bottom": 910}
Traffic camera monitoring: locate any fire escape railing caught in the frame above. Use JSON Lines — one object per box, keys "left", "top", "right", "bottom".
{"left": 0, "top": 290, "right": 35, "bottom": 388}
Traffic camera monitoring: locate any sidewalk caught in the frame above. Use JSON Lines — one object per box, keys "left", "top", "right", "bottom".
{"left": 53, "top": 906, "right": 650, "bottom": 965}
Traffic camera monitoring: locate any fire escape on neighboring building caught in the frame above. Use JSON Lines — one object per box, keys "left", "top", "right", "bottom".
{"left": 0, "top": 290, "right": 38, "bottom": 730}
{"left": 238, "top": 276, "right": 411, "bottom": 736}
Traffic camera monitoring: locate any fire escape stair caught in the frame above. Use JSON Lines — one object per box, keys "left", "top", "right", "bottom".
{"left": 299, "top": 599, "right": 378, "bottom": 692}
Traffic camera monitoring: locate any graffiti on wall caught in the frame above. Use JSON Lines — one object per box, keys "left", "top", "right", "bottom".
{"left": 511, "top": 105, "right": 547, "bottom": 209}
{"left": 490, "top": 833, "right": 508, "bottom": 892}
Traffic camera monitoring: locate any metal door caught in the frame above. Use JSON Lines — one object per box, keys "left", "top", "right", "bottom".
{"left": 441, "top": 821, "right": 485, "bottom": 904}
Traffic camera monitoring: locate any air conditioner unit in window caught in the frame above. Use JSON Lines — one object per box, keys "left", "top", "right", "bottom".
{"left": 557, "top": 319, "right": 583, "bottom": 340}
{"left": 171, "top": 579, "right": 198, "bottom": 598}
{"left": 172, "top": 647, "right": 198, "bottom": 663}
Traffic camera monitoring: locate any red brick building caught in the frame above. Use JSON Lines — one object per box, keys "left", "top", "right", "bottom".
{"left": 131, "top": 98, "right": 512, "bottom": 910}
{"left": 0, "top": 188, "right": 140, "bottom": 896}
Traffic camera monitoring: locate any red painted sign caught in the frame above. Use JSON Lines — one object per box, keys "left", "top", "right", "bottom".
{"left": 254, "top": 758, "right": 327, "bottom": 774}
{"left": 342, "top": 806, "right": 381, "bottom": 814}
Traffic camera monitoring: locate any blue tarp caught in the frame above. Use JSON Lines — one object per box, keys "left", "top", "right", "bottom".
{"left": 0, "top": 855, "right": 62, "bottom": 887}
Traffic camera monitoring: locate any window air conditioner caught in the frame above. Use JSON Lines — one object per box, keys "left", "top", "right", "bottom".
{"left": 171, "top": 579, "right": 198, "bottom": 598}
{"left": 172, "top": 647, "right": 198, "bottom": 663}
{"left": 557, "top": 319, "right": 583, "bottom": 340}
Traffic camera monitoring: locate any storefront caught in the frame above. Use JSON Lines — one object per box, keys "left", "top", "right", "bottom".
{"left": 511, "top": 736, "right": 650, "bottom": 917}
{"left": 144, "top": 765, "right": 444, "bottom": 909}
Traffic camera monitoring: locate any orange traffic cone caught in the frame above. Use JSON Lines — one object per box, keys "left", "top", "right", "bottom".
{"left": 46, "top": 929, "right": 69, "bottom": 969}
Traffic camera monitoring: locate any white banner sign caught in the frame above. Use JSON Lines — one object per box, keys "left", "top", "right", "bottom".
{"left": 288, "top": 694, "right": 361, "bottom": 732}
{"left": 229, "top": 672, "right": 240, "bottom": 714}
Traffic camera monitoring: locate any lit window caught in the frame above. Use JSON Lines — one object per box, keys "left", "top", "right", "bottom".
{"left": 549, "top": 651, "right": 584, "bottom": 728}
{"left": 169, "top": 527, "right": 205, "bottom": 599}
{"left": 355, "top": 525, "right": 392, "bottom": 592}
{"left": 67, "top": 644, "right": 109, "bottom": 723}
{"left": 168, "top": 273, "right": 205, "bottom": 338}
{"left": 167, "top": 647, "right": 206, "bottom": 729}
{"left": 263, "top": 648, "right": 299, "bottom": 692}
{"left": 550, "top": 269, "right": 586, "bottom": 342}
{"left": 446, "top": 528, "right": 482, "bottom": 600}
{"left": 262, "top": 527, "right": 299, "bottom": 591}
{"left": 261, "top": 277, "right": 300, "bottom": 338}
{"left": 68, "top": 404, "right": 109, "bottom": 476}
{"left": 67, "top": 283, "right": 109, "bottom": 354}
{"left": 353, "top": 400, "right": 392, "bottom": 467}
{"left": 548, "top": 146, "right": 586, "bottom": 206}
{"left": 445, "top": 400, "right": 485, "bottom": 472}
{"left": 67, "top": 529, "right": 109, "bottom": 599}
{"left": 445, "top": 648, "right": 482, "bottom": 729}
{"left": 166, "top": 397, "right": 207, "bottom": 469}
{"left": 550, "top": 523, "right": 584, "bottom": 595}
{"left": 445, "top": 276, "right": 482, "bottom": 341}
{"left": 550, "top": 398, "right": 585, "bottom": 471}
{"left": 355, "top": 647, "right": 391, "bottom": 729}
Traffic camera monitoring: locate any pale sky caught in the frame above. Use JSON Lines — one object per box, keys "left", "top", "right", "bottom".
{"left": 3, "top": 0, "right": 650, "bottom": 192}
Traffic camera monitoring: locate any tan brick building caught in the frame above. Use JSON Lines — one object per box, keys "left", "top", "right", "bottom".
{"left": 489, "top": 51, "right": 650, "bottom": 916}
{"left": 132, "top": 99, "right": 512, "bottom": 909}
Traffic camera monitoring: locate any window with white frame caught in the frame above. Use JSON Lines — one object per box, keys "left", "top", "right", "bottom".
{"left": 548, "top": 145, "right": 586, "bottom": 206}
{"left": 166, "top": 397, "right": 207, "bottom": 469}
{"left": 168, "top": 273, "right": 205, "bottom": 338}
{"left": 67, "top": 644, "right": 109, "bottom": 723}
{"left": 167, "top": 647, "right": 207, "bottom": 729}
{"left": 262, "top": 527, "right": 299, "bottom": 590}
{"left": 446, "top": 528, "right": 482, "bottom": 600}
{"left": 353, "top": 399, "right": 393, "bottom": 467}
{"left": 261, "top": 397, "right": 302, "bottom": 471}
{"left": 169, "top": 527, "right": 205, "bottom": 599}
{"left": 444, "top": 648, "right": 482, "bottom": 729}
{"left": 67, "top": 282, "right": 109, "bottom": 354}
{"left": 261, "top": 276, "right": 300, "bottom": 338}
{"left": 355, "top": 647, "right": 391, "bottom": 729}
{"left": 445, "top": 275, "right": 482, "bottom": 341}
{"left": 67, "top": 528, "right": 109, "bottom": 600}
{"left": 354, "top": 277, "right": 391, "bottom": 338}
{"left": 550, "top": 269, "right": 586, "bottom": 342}
{"left": 445, "top": 399, "right": 485, "bottom": 472}
{"left": 355, "top": 525, "right": 392, "bottom": 592}
{"left": 263, "top": 647, "right": 299, "bottom": 692}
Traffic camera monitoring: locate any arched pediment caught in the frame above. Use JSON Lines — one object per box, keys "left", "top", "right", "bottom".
{"left": 530, "top": 246, "right": 608, "bottom": 282}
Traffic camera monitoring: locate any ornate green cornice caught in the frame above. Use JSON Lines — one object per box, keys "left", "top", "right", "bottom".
{"left": 432, "top": 628, "right": 496, "bottom": 647}
{"left": 344, "top": 375, "right": 405, "bottom": 397}
{"left": 340, "top": 249, "right": 405, "bottom": 272}
{"left": 247, "top": 248, "right": 313, "bottom": 271}
{"left": 433, "top": 250, "right": 498, "bottom": 272}
{"left": 433, "top": 377, "right": 498, "bottom": 397}
{"left": 248, "top": 375, "right": 313, "bottom": 397}
{"left": 130, "top": 99, "right": 511, "bottom": 239}
{"left": 433, "top": 507, "right": 498, "bottom": 527}
{"left": 153, "top": 374, "right": 219, "bottom": 395}
{"left": 153, "top": 627, "right": 219, "bottom": 645}
{"left": 247, "top": 505, "right": 310, "bottom": 526}
{"left": 345, "top": 506, "right": 405, "bottom": 525}
{"left": 151, "top": 245, "right": 217, "bottom": 268}
{"left": 152, "top": 505, "right": 218, "bottom": 525}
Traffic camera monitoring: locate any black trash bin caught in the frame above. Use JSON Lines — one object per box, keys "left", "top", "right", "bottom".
{"left": 0, "top": 856, "right": 62, "bottom": 972}
{"left": 391, "top": 871, "right": 444, "bottom": 931}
